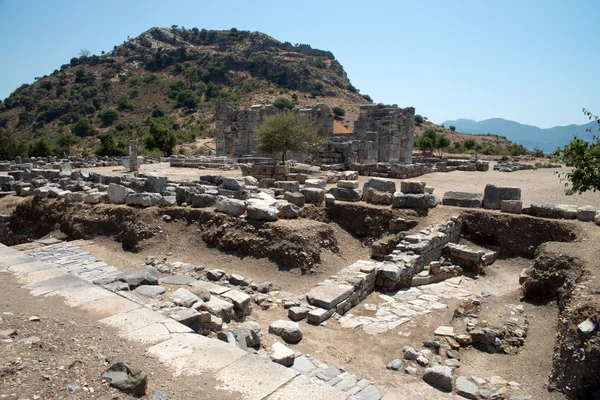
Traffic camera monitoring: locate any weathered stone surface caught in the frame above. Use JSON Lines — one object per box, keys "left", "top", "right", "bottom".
{"left": 215, "top": 196, "right": 246, "bottom": 216}
{"left": 442, "top": 191, "right": 483, "bottom": 208}
{"left": 199, "top": 297, "right": 235, "bottom": 322}
{"left": 187, "top": 282, "right": 212, "bottom": 301}
{"left": 284, "top": 191, "right": 305, "bottom": 207}
{"left": 200, "top": 174, "right": 222, "bottom": 185}
{"left": 144, "top": 175, "right": 167, "bottom": 194}
{"left": 275, "top": 181, "right": 300, "bottom": 192}
{"left": 169, "top": 288, "right": 202, "bottom": 308}
{"left": 483, "top": 184, "right": 521, "bottom": 210}
{"left": 423, "top": 365, "right": 453, "bottom": 392}
{"left": 274, "top": 200, "right": 300, "bottom": 219}
{"left": 403, "top": 346, "right": 419, "bottom": 360}
{"left": 158, "top": 196, "right": 176, "bottom": 206}
{"left": 328, "top": 187, "right": 362, "bottom": 202}
{"left": 161, "top": 274, "right": 196, "bottom": 285}
{"left": 577, "top": 318, "right": 596, "bottom": 334}
{"left": 246, "top": 204, "right": 279, "bottom": 221}
{"left": 456, "top": 376, "right": 478, "bottom": 399}
{"left": 500, "top": 200, "right": 522, "bottom": 214}
{"left": 401, "top": 180, "right": 426, "bottom": 194}
{"left": 221, "top": 289, "right": 252, "bottom": 316}
{"left": 190, "top": 193, "right": 216, "bottom": 208}
{"left": 325, "top": 193, "right": 335, "bottom": 204}
{"left": 100, "top": 358, "right": 147, "bottom": 395}
{"left": 222, "top": 177, "right": 246, "bottom": 191}
{"left": 126, "top": 192, "right": 161, "bottom": 207}
{"left": 206, "top": 269, "right": 225, "bottom": 281}
{"left": 237, "top": 321, "right": 261, "bottom": 347}
{"left": 307, "top": 307, "right": 335, "bottom": 324}
{"left": 117, "top": 266, "right": 159, "bottom": 288}
{"left": 307, "top": 284, "right": 353, "bottom": 309}
{"left": 529, "top": 203, "right": 577, "bottom": 219}
{"left": 595, "top": 212, "right": 600, "bottom": 226}
{"left": 392, "top": 193, "right": 432, "bottom": 208}
{"left": 85, "top": 192, "right": 106, "bottom": 204}
{"left": 386, "top": 358, "right": 403, "bottom": 371}
{"left": 242, "top": 176, "right": 259, "bottom": 186}
{"left": 363, "top": 178, "right": 396, "bottom": 202}
{"left": 304, "top": 178, "right": 327, "bottom": 189}
{"left": 133, "top": 285, "right": 165, "bottom": 297}
{"left": 288, "top": 306, "right": 310, "bottom": 321}
{"left": 270, "top": 342, "right": 295, "bottom": 366}
{"left": 269, "top": 320, "right": 303, "bottom": 343}
{"left": 337, "top": 180, "right": 359, "bottom": 189}
{"left": 301, "top": 188, "right": 326, "bottom": 205}
{"left": 577, "top": 206, "right": 599, "bottom": 222}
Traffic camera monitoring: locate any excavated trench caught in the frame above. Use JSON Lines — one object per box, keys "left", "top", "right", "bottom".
{"left": 2, "top": 199, "right": 598, "bottom": 398}
{"left": 460, "top": 209, "right": 599, "bottom": 399}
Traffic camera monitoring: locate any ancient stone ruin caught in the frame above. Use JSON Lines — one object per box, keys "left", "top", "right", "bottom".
{"left": 215, "top": 102, "right": 415, "bottom": 166}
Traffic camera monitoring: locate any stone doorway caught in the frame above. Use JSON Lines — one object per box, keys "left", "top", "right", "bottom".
{"left": 225, "top": 136, "right": 235, "bottom": 159}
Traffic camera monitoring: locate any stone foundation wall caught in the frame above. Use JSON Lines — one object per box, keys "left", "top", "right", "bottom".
{"left": 239, "top": 164, "right": 291, "bottom": 181}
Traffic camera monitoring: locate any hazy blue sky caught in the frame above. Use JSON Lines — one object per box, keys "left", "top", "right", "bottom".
{"left": 0, "top": 0, "right": 598, "bottom": 128}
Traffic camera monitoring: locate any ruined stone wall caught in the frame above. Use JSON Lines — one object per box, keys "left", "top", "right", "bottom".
{"left": 215, "top": 102, "right": 334, "bottom": 158}
{"left": 354, "top": 104, "right": 415, "bottom": 164}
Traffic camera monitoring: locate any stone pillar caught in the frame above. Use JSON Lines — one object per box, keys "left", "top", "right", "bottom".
{"left": 129, "top": 140, "right": 139, "bottom": 172}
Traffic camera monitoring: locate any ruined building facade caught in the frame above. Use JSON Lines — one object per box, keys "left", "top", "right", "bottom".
{"left": 215, "top": 102, "right": 414, "bottom": 165}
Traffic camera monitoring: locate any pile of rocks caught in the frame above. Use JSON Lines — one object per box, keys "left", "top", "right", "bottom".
{"left": 494, "top": 160, "right": 561, "bottom": 172}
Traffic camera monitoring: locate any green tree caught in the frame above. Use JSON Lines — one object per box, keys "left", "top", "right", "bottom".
{"left": 272, "top": 97, "right": 295, "bottom": 110}
{"left": 463, "top": 138, "right": 476, "bottom": 152}
{"left": 71, "top": 117, "right": 94, "bottom": 137}
{"left": 257, "top": 111, "right": 325, "bottom": 164}
{"left": 183, "top": 61, "right": 199, "bottom": 89}
{"left": 414, "top": 114, "right": 424, "bottom": 125}
{"left": 144, "top": 119, "right": 177, "bottom": 156}
{"left": 175, "top": 90, "right": 199, "bottom": 110}
{"left": 554, "top": 108, "right": 600, "bottom": 194}
{"left": 436, "top": 135, "right": 451, "bottom": 157}
{"left": 449, "top": 125, "right": 456, "bottom": 132}
{"left": 332, "top": 106, "right": 345, "bottom": 117}
{"left": 0, "top": 128, "right": 27, "bottom": 160}
{"left": 96, "top": 131, "right": 128, "bottom": 156}
{"left": 100, "top": 109, "right": 119, "bottom": 126}
{"left": 56, "top": 133, "right": 79, "bottom": 157}
{"left": 29, "top": 137, "right": 53, "bottom": 157}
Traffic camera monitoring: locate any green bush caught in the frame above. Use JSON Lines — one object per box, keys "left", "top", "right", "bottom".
{"left": 100, "top": 109, "right": 119, "bottom": 125}
{"left": 175, "top": 90, "right": 199, "bottom": 110}
{"left": 449, "top": 125, "right": 456, "bottom": 132}
{"left": 143, "top": 119, "right": 177, "bottom": 156}
{"left": 71, "top": 117, "right": 94, "bottom": 137}
{"left": 414, "top": 114, "right": 424, "bottom": 124}
{"left": 29, "top": 137, "right": 53, "bottom": 157}
{"left": 117, "top": 95, "right": 133, "bottom": 110}
{"left": 361, "top": 94, "right": 373, "bottom": 102}
{"left": 332, "top": 106, "right": 345, "bottom": 117}
{"left": 96, "top": 130, "right": 128, "bottom": 156}
{"left": 272, "top": 97, "right": 295, "bottom": 110}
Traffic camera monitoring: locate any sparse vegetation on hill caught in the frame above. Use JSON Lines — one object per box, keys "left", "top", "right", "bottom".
{"left": 0, "top": 27, "right": 370, "bottom": 158}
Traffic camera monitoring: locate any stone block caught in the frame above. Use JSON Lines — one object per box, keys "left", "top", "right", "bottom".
{"left": 284, "top": 191, "right": 305, "bottom": 207}
{"left": 144, "top": 175, "right": 167, "bottom": 193}
{"left": 198, "top": 297, "right": 235, "bottom": 322}
{"left": 400, "top": 180, "right": 426, "bottom": 194}
{"left": 483, "top": 184, "right": 521, "bottom": 209}
{"left": 222, "top": 177, "right": 246, "bottom": 191}
{"left": 529, "top": 203, "right": 577, "bottom": 219}
{"left": 328, "top": 187, "right": 362, "bottom": 202}
{"left": 246, "top": 204, "right": 279, "bottom": 221}
{"left": 301, "top": 188, "right": 325, "bottom": 205}
{"left": 270, "top": 342, "right": 295, "bottom": 367}
{"left": 215, "top": 196, "right": 246, "bottom": 216}
{"left": 442, "top": 191, "right": 483, "bottom": 208}
{"left": 274, "top": 181, "right": 300, "bottom": 192}
{"left": 190, "top": 193, "right": 216, "bottom": 208}
{"left": 392, "top": 193, "right": 432, "bottom": 209}
{"left": 337, "top": 180, "right": 359, "bottom": 189}
{"left": 269, "top": 320, "right": 303, "bottom": 342}
{"left": 577, "top": 206, "right": 599, "bottom": 222}
{"left": 221, "top": 289, "right": 252, "bottom": 316}
{"left": 362, "top": 177, "right": 396, "bottom": 202}
{"left": 274, "top": 200, "right": 300, "bottom": 218}
{"left": 423, "top": 365, "right": 453, "bottom": 392}
{"left": 307, "top": 284, "right": 354, "bottom": 309}
{"left": 500, "top": 200, "right": 522, "bottom": 214}
{"left": 126, "top": 192, "right": 161, "bottom": 207}
{"left": 304, "top": 178, "right": 327, "bottom": 189}
{"left": 307, "top": 307, "right": 335, "bottom": 324}
{"left": 108, "top": 183, "right": 133, "bottom": 204}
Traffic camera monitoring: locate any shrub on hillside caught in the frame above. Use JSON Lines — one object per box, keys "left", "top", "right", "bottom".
{"left": 332, "top": 106, "right": 345, "bottom": 117}
{"left": 100, "top": 109, "right": 119, "bottom": 126}
{"left": 414, "top": 114, "right": 424, "bottom": 124}
{"left": 273, "top": 97, "right": 295, "bottom": 110}
{"left": 71, "top": 117, "right": 94, "bottom": 137}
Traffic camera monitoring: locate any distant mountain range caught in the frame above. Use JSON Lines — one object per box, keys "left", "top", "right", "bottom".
{"left": 441, "top": 118, "right": 597, "bottom": 153}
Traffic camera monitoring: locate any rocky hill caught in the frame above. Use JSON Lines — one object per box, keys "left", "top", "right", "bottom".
{"left": 0, "top": 27, "right": 369, "bottom": 158}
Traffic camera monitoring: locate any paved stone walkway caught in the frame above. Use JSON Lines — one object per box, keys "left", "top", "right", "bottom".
{"left": 338, "top": 277, "right": 474, "bottom": 334}
{"left": 0, "top": 241, "right": 357, "bottom": 400}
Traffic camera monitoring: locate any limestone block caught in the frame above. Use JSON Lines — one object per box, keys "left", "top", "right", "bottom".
{"left": 126, "top": 192, "right": 162, "bottom": 207}
{"left": 392, "top": 193, "right": 432, "bottom": 209}
{"left": 307, "top": 284, "right": 353, "bottom": 309}
{"left": 108, "top": 183, "right": 133, "bottom": 204}
{"left": 336, "top": 180, "right": 359, "bottom": 189}
{"left": 246, "top": 204, "right": 279, "bottom": 221}
{"left": 215, "top": 196, "right": 246, "bottom": 216}
{"left": 328, "top": 187, "right": 362, "bottom": 202}
{"left": 529, "top": 203, "right": 577, "bottom": 219}
{"left": 500, "top": 200, "right": 522, "bottom": 214}
{"left": 442, "top": 191, "right": 483, "bottom": 208}
{"left": 222, "top": 177, "right": 246, "bottom": 191}
{"left": 304, "top": 178, "right": 327, "bottom": 189}
{"left": 144, "top": 175, "right": 168, "bottom": 194}
{"left": 284, "top": 191, "right": 305, "bottom": 207}
{"left": 483, "top": 184, "right": 521, "bottom": 209}
{"left": 363, "top": 178, "right": 396, "bottom": 202}
{"left": 401, "top": 180, "right": 426, "bottom": 194}
{"left": 301, "top": 188, "right": 326, "bottom": 205}
{"left": 274, "top": 181, "right": 300, "bottom": 192}
{"left": 577, "top": 205, "right": 599, "bottom": 222}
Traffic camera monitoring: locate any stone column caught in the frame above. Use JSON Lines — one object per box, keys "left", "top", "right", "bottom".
{"left": 129, "top": 140, "right": 139, "bottom": 172}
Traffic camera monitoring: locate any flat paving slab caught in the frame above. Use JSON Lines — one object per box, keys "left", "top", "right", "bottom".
{"left": 147, "top": 333, "right": 246, "bottom": 376}
{"left": 46, "top": 285, "right": 115, "bottom": 307}
{"left": 16, "top": 269, "right": 69, "bottom": 285}
{"left": 100, "top": 307, "right": 167, "bottom": 334}
{"left": 215, "top": 353, "right": 299, "bottom": 399}
{"left": 9, "top": 260, "right": 58, "bottom": 275}
{"left": 79, "top": 293, "right": 141, "bottom": 318}
{"left": 266, "top": 375, "right": 347, "bottom": 400}
{"left": 161, "top": 274, "right": 196, "bottom": 285}
{"left": 189, "top": 279, "right": 230, "bottom": 295}
{"left": 24, "top": 274, "right": 92, "bottom": 297}
{"left": 307, "top": 284, "right": 354, "bottom": 309}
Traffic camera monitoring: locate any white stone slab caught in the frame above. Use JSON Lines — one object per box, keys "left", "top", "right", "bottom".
{"left": 268, "top": 375, "right": 347, "bottom": 400}
{"left": 99, "top": 307, "right": 166, "bottom": 333}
